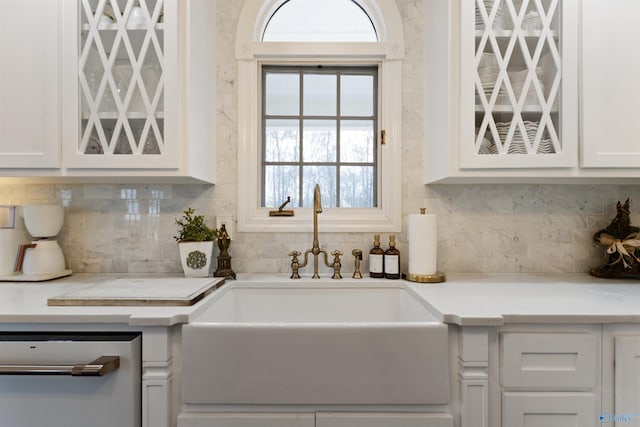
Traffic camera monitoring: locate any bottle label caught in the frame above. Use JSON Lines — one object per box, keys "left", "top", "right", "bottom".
{"left": 384, "top": 255, "right": 399, "bottom": 274}
{"left": 370, "top": 254, "right": 383, "bottom": 273}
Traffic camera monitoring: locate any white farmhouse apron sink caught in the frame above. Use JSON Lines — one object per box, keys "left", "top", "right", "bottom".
{"left": 181, "top": 281, "right": 449, "bottom": 405}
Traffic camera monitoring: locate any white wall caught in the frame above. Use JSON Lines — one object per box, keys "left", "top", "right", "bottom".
{"left": 0, "top": 0, "right": 626, "bottom": 276}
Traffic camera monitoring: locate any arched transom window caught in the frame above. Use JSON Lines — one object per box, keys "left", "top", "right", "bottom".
{"left": 262, "top": 0, "right": 378, "bottom": 42}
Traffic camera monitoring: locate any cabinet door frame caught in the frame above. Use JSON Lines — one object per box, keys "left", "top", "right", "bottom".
{"left": 579, "top": 0, "right": 640, "bottom": 168}
{"left": 458, "top": 0, "right": 579, "bottom": 169}
{"left": 614, "top": 336, "right": 640, "bottom": 426}
{"left": 0, "top": 0, "right": 62, "bottom": 169}
{"left": 60, "top": 0, "right": 180, "bottom": 170}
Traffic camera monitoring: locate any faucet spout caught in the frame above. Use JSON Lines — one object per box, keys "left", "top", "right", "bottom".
{"left": 314, "top": 184, "right": 322, "bottom": 214}
{"left": 313, "top": 184, "right": 322, "bottom": 252}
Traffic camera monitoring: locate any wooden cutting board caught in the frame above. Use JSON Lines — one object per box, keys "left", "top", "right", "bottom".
{"left": 47, "top": 277, "right": 225, "bottom": 306}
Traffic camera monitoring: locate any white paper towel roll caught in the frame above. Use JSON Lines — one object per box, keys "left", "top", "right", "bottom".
{"left": 407, "top": 212, "right": 437, "bottom": 276}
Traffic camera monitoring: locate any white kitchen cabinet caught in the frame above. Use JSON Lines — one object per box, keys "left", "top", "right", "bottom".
{"left": 179, "top": 412, "right": 453, "bottom": 427}
{"left": 602, "top": 327, "right": 640, "bottom": 427}
{"left": 59, "top": 0, "right": 215, "bottom": 182}
{"left": 0, "top": 0, "right": 61, "bottom": 168}
{"left": 502, "top": 392, "right": 596, "bottom": 427}
{"left": 580, "top": 0, "right": 640, "bottom": 168}
{"left": 458, "top": 325, "right": 602, "bottom": 427}
{"left": 177, "top": 413, "right": 316, "bottom": 427}
{"left": 316, "top": 412, "right": 453, "bottom": 427}
{"left": 500, "top": 332, "right": 598, "bottom": 389}
{"left": 614, "top": 336, "right": 640, "bottom": 426}
{"left": 499, "top": 330, "right": 599, "bottom": 427}
{"left": 0, "top": 0, "right": 215, "bottom": 182}
{"left": 424, "top": 0, "right": 579, "bottom": 183}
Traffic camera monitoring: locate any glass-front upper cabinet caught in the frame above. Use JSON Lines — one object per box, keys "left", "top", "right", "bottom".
{"left": 64, "top": 0, "right": 179, "bottom": 169}
{"left": 459, "top": 0, "right": 577, "bottom": 168}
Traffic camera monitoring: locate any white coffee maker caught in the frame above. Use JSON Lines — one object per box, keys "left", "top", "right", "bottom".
{"left": 16, "top": 204, "right": 72, "bottom": 280}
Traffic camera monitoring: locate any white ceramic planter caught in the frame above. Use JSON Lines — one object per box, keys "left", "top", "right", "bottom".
{"left": 178, "top": 241, "right": 214, "bottom": 277}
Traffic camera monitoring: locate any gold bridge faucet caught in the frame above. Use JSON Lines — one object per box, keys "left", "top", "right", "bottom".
{"left": 289, "top": 184, "right": 342, "bottom": 279}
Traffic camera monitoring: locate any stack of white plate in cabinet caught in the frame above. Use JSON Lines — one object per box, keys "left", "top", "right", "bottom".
{"left": 509, "top": 68, "right": 545, "bottom": 104}
{"left": 495, "top": 121, "right": 555, "bottom": 154}
{"left": 478, "top": 121, "right": 555, "bottom": 155}
{"left": 478, "top": 52, "right": 500, "bottom": 101}
{"left": 476, "top": 0, "right": 504, "bottom": 30}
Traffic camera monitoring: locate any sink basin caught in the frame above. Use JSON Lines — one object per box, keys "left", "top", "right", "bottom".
{"left": 182, "top": 281, "right": 449, "bottom": 405}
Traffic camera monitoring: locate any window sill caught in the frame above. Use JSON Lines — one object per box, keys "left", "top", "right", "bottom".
{"left": 237, "top": 207, "right": 401, "bottom": 233}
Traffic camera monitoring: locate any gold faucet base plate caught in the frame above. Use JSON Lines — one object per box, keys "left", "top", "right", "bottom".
{"left": 403, "top": 272, "right": 446, "bottom": 283}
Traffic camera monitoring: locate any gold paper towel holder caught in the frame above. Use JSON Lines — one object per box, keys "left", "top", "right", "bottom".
{"left": 404, "top": 207, "right": 446, "bottom": 283}
{"left": 403, "top": 272, "right": 446, "bottom": 283}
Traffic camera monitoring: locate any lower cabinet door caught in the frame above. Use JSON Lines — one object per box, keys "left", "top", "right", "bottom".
{"left": 177, "top": 413, "right": 315, "bottom": 427}
{"left": 315, "top": 412, "right": 454, "bottom": 427}
{"left": 502, "top": 392, "right": 596, "bottom": 427}
{"left": 178, "top": 412, "right": 454, "bottom": 427}
{"left": 615, "top": 336, "right": 640, "bottom": 427}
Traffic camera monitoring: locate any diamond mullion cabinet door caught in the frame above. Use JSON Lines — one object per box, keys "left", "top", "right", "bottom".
{"left": 60, "top": 0, "right": 216, "bottom": 182}
{"left": 0, "top": 0, "right": 62, "bottom": 169}
{"left": 459, "top": 0, "right": 578, "bottom": 169}
{"left": 424, "top": 0, "right": 579, "bottom": 183}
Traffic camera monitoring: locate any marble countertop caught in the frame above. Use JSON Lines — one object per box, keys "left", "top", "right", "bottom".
{"left": 1, "top": 273, "right": 640, "bottom": 327}
{"left": 407, "top": 273, "right": 640, "bottom": 326}
{"left": 0, "top": 274, "right": 226, "bottom": 327}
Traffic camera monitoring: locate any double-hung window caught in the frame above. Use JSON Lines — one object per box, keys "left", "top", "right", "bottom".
{"left": 236, "top": 0, "right": 404, "bottom": 232}
{"left": 262, "top": 65, "right": 377, "bottom": 209}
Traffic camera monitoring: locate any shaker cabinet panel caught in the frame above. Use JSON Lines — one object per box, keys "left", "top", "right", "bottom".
{"left": 0, "top": 0, "right": 61, "bottom": 168}
{"left": 502, "top": 392, "right": 596, "bottom": 427}
{"left": 316, "top": 412, "right": 453, "bottom": 427}
{"left": 501, "top": 332, "right": 598, "bottom": 389}
{"left": 580, "top": 0, "right": 640, "bottom": 168}
{"left": 177, "top": 413, "right": 315, "bottom": 427}
{"left": 614, "top": 336, "right": 640, "bottom": 426}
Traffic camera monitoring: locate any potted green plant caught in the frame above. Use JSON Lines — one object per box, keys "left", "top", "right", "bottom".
{"left": 174, "top": 208, "right": 218, "bottom": 277}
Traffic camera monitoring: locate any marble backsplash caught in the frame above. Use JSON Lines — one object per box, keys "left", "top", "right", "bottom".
{"left": 0, "top": 1, "right": 633, "bottom": 277}
{"left": 0, "top": 182, "right": 631, "bottom": 276}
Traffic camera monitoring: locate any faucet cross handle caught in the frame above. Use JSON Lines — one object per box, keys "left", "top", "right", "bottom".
{"left": 289, "top": 250, "right": 302, "bottom": 279}
{"left": 352, "top": 249, "right": 363, "bottom": 279}
{"left": 330, "top": 250, "right": 343, "bottom": 280}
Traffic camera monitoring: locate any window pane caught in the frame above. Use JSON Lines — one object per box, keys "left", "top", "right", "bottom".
{"left": 340, "top": 120, "right": 374, "bottom": 162}
{"left": 262, "top": 0, "right": 378, "bottom": 42}
{"left": 340, "top": 166, "right": 374, "bottom": 208}
{"left": 265, "top": 73, "right": 299, "bottom": 115}
{"left": 303, "top": 120, "right": 336, "bottom": 162}
{"left": 303, "top": 74, "right": 336, "bottom": 116}
{"left": 265, "top": 119, "right": 299, "bottom": 162}
{"left": 303, "top": 166, "right": 336, "bottom": 207}
{"left": 341, "top": 74, "right": 374, "bottom": 116}
{"left": 264, "top": 165, "right": 299, "bottom": 207}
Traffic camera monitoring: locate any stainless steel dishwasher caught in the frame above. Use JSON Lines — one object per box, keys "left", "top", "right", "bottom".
{"left": 0, "top": 332, "right": 141, "bottom": 427}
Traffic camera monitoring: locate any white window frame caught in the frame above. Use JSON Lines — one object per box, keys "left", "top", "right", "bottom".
{"left": 236, "top": 0, "right": 404, "bottom": 233}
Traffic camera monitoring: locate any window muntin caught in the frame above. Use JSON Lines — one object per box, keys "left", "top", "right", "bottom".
{"left": 262, "top": 66, "right": 377, "bottom": 209}
{"left": 262, "top": 0, "right": 378, "bottom": 42}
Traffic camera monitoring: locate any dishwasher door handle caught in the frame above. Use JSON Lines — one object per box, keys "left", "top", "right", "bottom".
{"left": 0, "top": 355, "right": 120, "bottom": 376}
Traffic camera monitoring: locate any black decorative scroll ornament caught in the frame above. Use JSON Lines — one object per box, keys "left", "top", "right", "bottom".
{"left": 591, "top": 198, "right": 640, "bottom": 279}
